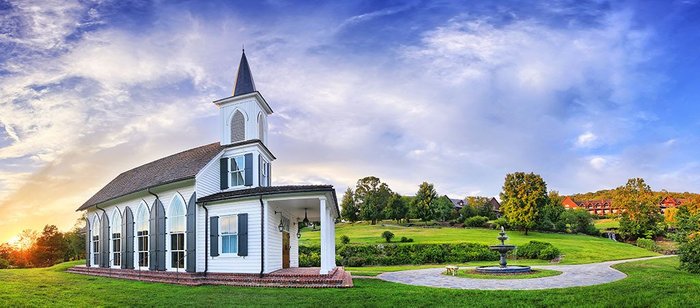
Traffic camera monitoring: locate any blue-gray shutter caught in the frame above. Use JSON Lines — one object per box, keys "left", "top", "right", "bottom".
{"left": 267, "top": 162, "right": 271, "bottom": 186}
{"left": 156, "top": 200, "right": 166, "bottom": 271}
{"left": 185, "top": 193, "right": 196, "bottom": 272}
{"left": 101, "top": 212, "right": 110, "bottom": 268}
{"left": 85, "top": 220, "right": 90, "bottom": 267}
{"left": 123, "top": 207, "right": 134, "bottom": 269}
{"left": 238, "top": 213, "right": 248, "bottom": 256}
{"left": 244, "top": 153, "right": 253, "bottom": 186}
{"left": 149, "top": 202, "right": 157, "bottom": 270}
{"left": 258, "top": 154, "right": 262, "bottom": 186}
{"left": 210, "top": 216, "right": 219, "bottom": 257}
{"left": 220, "top": 157, "right": 228, "bottom": 190}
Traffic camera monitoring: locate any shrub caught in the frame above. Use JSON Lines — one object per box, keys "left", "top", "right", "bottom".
{"left": 340, "top": 235, "right": 351, "bottom": 245}
{"left": 494, "top": 217, "right": 509, "bottom": 229}
{"left": 302, "top": 243, "right": 500, "bottom": 267}
{"left": 400, "top": 236, "right": 414, "bottom": 243}
{"left": 515, "top": 241, "right": 560, "bottom": 260}
{"left": 636, "top": 238, "right": 659, "bottom": 252}
{"left": 464, "top": 216, "right": 489, "bottom": 228}
{"left": 381, "top": 231, "right": 395, "bottom": 243}
{"left": 680, "top": 234, "right": 700, "bottom": 273}
{"left": 299, "top": 250, "right": 320, "bottom": 267}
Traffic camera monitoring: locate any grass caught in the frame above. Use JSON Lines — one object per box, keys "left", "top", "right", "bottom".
{"left": 300, "top": 222, "right": 657, "bottom": 264}
{"left": 595, "top": 218, "right": 620, "bottom": 230}
{"left": 1, "top": 258, "right": 699, "bottom": 307}
{"left": 449, "top": 268, "right": 562, "bottom": 279}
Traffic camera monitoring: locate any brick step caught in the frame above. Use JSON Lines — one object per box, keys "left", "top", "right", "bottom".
{"left": 67, "top": 266, "right": 353, "bottom": 288}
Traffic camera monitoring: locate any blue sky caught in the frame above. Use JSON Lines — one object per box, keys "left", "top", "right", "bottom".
{"left": 1, "top": 0, "right": 700, "bottom": 242}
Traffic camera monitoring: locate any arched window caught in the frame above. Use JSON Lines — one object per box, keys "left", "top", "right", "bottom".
{"left": 136, "top": 204, "right": 149, "bottom": 268}
{"left": 231, "top": 110, "right": 245, "bottom": 143}
{"left": 257, "top": 112, "right": 265, "bottom": 143}
{"left": 168, "top": 196, "right": 186, "bottom": 269}
{"left": 112, "top": 210, "right": 122, "bottom": 267}
{"left": 92, "top": 217, "right": 100, "bottom": 266}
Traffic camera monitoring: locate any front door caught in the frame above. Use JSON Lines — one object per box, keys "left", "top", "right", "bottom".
{"left": 282, "top": 232, "right": 290, "bottom": 269}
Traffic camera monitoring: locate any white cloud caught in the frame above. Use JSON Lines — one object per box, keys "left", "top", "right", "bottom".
{"left": 589, "top": 156, "right": 607, "bottom": 170}
{"left": 576, "top": 132, "right": 598, "bottom": 147}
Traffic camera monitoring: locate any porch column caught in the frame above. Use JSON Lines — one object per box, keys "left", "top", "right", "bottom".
{"left": 319, "top": 197, "right": 335, "bottom": 275}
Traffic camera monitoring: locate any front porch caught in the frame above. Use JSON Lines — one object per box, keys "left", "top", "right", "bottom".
{"left": 67, "top": 265, "right": 353, "bottom": 288}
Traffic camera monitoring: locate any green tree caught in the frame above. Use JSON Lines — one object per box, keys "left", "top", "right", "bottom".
{"left": 340, "top": 188, "right": 360, "bottom": 222}
{"left": 499, "top": 172, "right": 548, "bottom": 235}
{"left": 434, "top": 196, "right": 455, "bottom": 222}
{"left": 384, "top": 193, "right": 408, "bottom": 223}
{"left": 537, "top": 191, "right": 566, "bottom": 232}
{"left": 614, "top": 178, "right": 664, "bottom": 240}
{"left": 355, "top": 176, "right": 392, "bottom": 224}
{"left": 561, "top": 208, "right": 597, "bottom": 235}
{"left": 466, "top": 196, "right": 495, "bottom": 220}
{"left": 32, "top": 225, "right": 67, "bottom": 267}
{"left": 672, "top": 205, "right": 700, "bottom": 243}
{"left": 412, "top": 182, "right": 438, "bottom": 222}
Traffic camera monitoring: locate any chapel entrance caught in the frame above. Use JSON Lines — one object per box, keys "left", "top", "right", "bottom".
{"left": 282, "top": 232, "right": 290, "bottom": 268}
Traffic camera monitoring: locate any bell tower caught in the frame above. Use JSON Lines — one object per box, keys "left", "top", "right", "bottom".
{"left": 214, "top": 50, "right": 273, "bottom": 146}
{"left": 212, "top": 50, "right": 275, "bottom": 190}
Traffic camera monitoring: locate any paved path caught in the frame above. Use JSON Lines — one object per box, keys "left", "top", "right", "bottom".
{"left": 377, "top": 255, "right": 674, "bottom": 290}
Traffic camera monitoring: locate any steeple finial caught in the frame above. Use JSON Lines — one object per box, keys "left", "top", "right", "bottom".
{"left": 233, "top": 49, "right": 256, "bottom": 96}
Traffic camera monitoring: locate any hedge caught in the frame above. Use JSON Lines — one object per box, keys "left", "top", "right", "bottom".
{"left": 299, "top": 243, "right": 499, "bottom": 267}
{"left": 514, "top": 241, "right": 561, "bottom": 260}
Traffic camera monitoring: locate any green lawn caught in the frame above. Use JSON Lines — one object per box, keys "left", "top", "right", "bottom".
{"left": 595, "top": 218, "right": 620, "bottom": 230}
{"left": 450, "top": 268, "right": 562, "bottom": 279}
{"left": 1, "top": 258, "right": 699, "bottom": 307}
{"left": 300, "top": 222, "right": 657, "bottom": 264}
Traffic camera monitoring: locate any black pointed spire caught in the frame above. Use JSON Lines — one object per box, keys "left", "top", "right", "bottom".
{"left": 233, "top": 49, "right": 256, "bottom": 96}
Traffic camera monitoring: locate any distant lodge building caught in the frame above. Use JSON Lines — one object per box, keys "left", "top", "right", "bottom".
{"left": 447, "top": 197, "right": 501, "bottom": 217}
{"left": 562, "top": 196, "right": 687, "bottom": 216}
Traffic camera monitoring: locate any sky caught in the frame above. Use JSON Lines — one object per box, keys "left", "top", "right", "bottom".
{"left": 1, "top": 0, "right": 700, "bottom": 243}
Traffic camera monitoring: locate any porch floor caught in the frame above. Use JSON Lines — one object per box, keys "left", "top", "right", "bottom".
{"left": 67, "top": 265, "right": 353, "bottom": 288}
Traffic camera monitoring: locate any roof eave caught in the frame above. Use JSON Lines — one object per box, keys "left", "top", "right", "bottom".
{"left": 212, "top": 91, "right": 273, "bottom": 115}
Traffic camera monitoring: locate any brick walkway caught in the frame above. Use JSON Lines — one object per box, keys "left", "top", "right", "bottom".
{"left": 377, "top": 255, "right": 673, "bottom": 290}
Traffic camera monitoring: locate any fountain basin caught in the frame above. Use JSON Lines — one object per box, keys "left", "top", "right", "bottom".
{"left": 474, "top": 265, "right": 532, "bottom": 274}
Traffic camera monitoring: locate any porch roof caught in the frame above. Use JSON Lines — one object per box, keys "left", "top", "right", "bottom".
{"left": 197, "top": 185, "right": 339, "bottom": 214}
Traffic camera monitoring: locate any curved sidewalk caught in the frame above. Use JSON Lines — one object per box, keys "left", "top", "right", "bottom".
{"left": 377, "top": 255, "right": 673, "bottom": 290}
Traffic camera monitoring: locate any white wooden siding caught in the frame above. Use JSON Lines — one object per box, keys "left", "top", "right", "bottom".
{"left": 198, "top": 199, "right": 263, "bottom": 274}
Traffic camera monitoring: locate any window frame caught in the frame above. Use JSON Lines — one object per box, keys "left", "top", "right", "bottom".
{"left": 219, "top": 214, "right": 239, "bottom": 256}
{"left": 168, "top": 195, "right": 187, "bottom": 270}
{"left": 228, "top": 155, "right": 246, "bottom": 188}
{"left": 261, "top": 159, "right": 268, "bottom": 187}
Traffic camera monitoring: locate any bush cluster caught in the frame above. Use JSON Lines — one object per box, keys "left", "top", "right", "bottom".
{"left": 514, "top": 241, "right": 561, "bottom": 260}
{"left": 399, "top": 236, "right": 414, "bottom": 243}
{"left": 635, "top": 238, "right": 659, "bottom": 252}
{"left": 300, "top": 243, "right": 500, "bottom": 267}
{"left": 464, "top": 216, "right": 489, "bottom": 228}
{"left": 340, "top": 235, "right": 351, "bottom": 245}
{"left": 679, "top": 234, "right": 700, "bottom": 274}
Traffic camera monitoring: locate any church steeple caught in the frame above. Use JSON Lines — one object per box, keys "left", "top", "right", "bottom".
{"left": 233, "top": 50, "right": 256, "bottom": 96}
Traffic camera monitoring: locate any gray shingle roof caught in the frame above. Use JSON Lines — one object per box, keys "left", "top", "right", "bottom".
{"left": 77, "top": 142, "right": 223, "bottom": 211}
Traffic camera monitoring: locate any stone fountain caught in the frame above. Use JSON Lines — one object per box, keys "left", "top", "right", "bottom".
{"left": 475, "top": 226, "right": 532, "bottom": 274}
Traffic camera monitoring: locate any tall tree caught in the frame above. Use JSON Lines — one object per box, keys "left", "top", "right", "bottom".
{"left": 614, "top": 178, "right": 664, "bottom": 240}
{"left": 412, "top": 182, "right": 438, "bottom": 222}
{"left": 466, "top": 196, "right": 495, "bottom": 219}
{"left": 499, "top": 172, "right": 548, "bottom": 235}
{"left": 354, "top": 176, "right": 392, "bottom": 224}
{"left": 340, "top": 188, "right": 360, "bottom": 222}
{"left": 32, "top": 225, "right": 66, "bottom": 267}
{"left": 537, "top": 191, "right": 566, "bottom": 232}
{"left": 434, "top": 196, "right": 456, "bottom": 222}
{"left": 384, "top": 193, "right": 408, "bottom": 223}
